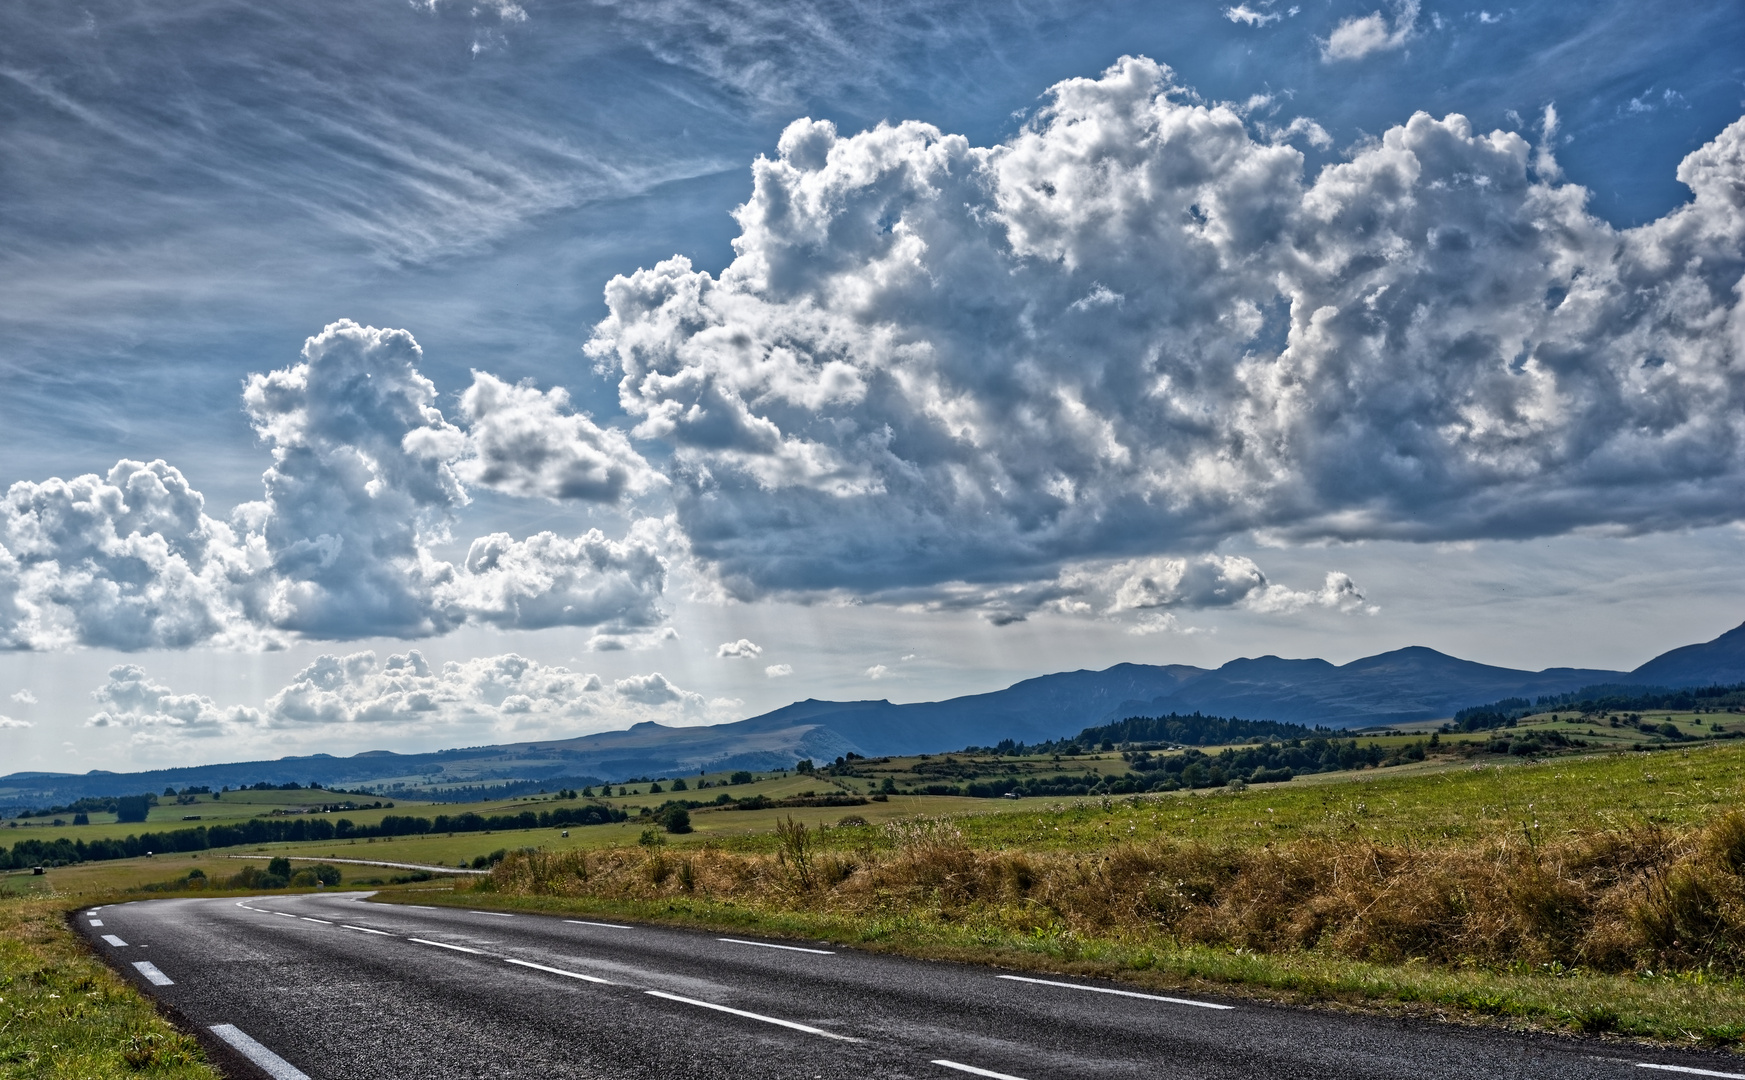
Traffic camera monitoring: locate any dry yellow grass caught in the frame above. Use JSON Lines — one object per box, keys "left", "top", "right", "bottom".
{"left": 456, "top": 809, "right": 1745, "bottom": 1045}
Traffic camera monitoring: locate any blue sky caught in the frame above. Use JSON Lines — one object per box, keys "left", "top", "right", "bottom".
{"left": 2, "top": 0, "right": 1742, "bottom": 771}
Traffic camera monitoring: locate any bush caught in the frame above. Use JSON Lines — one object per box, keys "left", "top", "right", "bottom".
{"left": 730, "top": 771, "right": 755, "bottom": 785}
{"left": 659, "top": 806, "right": 692, "bottom": 834}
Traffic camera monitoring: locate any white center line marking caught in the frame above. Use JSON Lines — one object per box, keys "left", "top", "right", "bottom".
{"left": 469, "top": 910, "right": 515, "bottom": 917}
{"left": 341, "top": 925, "right": 393, "bottom": 936}
{"left": 273, "top": 912, "right": 299, "bottom": 919}
{"left": 300, "top": 917, "right": 331, "bottom": 924}
{"left": 101, "top": 934, "right": 128, "bottom": 947}
{"left": 209, "top": 1024, "right": 310, "bottom": 1080}
{"left": 503, "top": 957, "right": 614, "bottom": 984}
{"left": 565, "top": 920, "right": 633, "bottom": 929}
{"left": 643, "top": 990, "right": 860, "bottom": 1041}
{"left": 409, "top": 937, "right": 486, "bottom": 954}
{"left": 995, "top": 974, "right": 1234, "bottom": 1010}
{"left": 400, "top": 904, "right": 436, "bottom": 910}
{"left": 132, "top": 961, "right": 174, "bottom": 986}
{"left": 932, "top": 1059, "right": 1030, "bottom": 1080}
{"left": 88, "top": 920, "right": 103, "bottom": 927}
{"left": 718, "top": 937, "right": 835, "bottom": 955}
{"left": 1638, "top": 1065, "right": 1745, "bottom": 1079}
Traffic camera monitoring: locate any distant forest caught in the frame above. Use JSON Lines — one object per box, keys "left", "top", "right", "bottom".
{"left": 1451, "top": 682, "right": 1745, "bottom": 733}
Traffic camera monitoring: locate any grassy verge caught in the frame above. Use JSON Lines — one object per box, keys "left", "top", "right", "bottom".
{"left": 0, "top": 896, "right": 218, "bottom": 1079}
{"left": 397, "top": 763, "right": 1745, "bottom": 1053}
{"left": 400, "top": 885, "right": 1745, "bottom": 1048}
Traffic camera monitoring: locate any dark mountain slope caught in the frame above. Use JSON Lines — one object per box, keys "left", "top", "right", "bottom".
{"left": 9, "top": 619, "right": 1745, "bottom": 812}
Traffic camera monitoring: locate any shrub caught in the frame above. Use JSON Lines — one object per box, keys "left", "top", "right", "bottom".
{"left": 659, "top": 806, "right": 693, "bottom": 834}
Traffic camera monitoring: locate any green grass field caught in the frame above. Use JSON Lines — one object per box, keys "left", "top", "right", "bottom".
{"left": 7, "top": 736, "right": 1745, "bottom": 1054}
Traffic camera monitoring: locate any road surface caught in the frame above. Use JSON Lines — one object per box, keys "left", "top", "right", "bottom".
{"left": 77, "top": 893, "right": 1745, "bottom": 1080}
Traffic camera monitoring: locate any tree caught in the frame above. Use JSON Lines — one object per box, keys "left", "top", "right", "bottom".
{"left": 267, "top": 856, "right": 292, "bottom": 878}
{"left": 669, "top": 778, "right": 688, "bottom": 791}
{"left": 659, "top": 806, "right": 692, "bottom": 834}
{"left": 795, "top": 759, "right": 815, "bottom": 774}
{"left": 115, "top": 796, "right": 151, "bottom": 824}
{"left": 730, "top": 771, "right": 754, "bottom": 785}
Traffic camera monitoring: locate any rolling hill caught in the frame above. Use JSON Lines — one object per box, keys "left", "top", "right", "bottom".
{"left": 5, "top": 619, "right": 1743, "bottom": 813}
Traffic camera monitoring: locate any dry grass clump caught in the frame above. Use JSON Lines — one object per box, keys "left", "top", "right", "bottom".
{"left": 485, "top": 811, "right": 1745, "bottom": 976}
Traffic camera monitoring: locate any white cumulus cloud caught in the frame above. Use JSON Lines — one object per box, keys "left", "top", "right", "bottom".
{"left": 764, "top": 663, "right": 793, "bottom": 678}
{"left": 10, "top": 690, "right": 36, "bottom": 704}
{"left": 716, "top": 638, "right": 763, "bottom": 658}
{"left": 456, "top": 371, "right": 658, "bottom": 503}
{"left": 583, "top": 56, "right": 1745, "bottom": 620}
{"left": 0, "top": 320, "right": 672, "bottom": 652}
{"left": 87, "top": 663, "right": 261, "bottom": 739}
{"left": 1322, "top": 0, "right": 1418, "bottom": 62}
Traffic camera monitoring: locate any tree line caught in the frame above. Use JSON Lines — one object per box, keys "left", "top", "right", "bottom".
{"left": 0, "top": 803, "right": 628, "bottom": 871}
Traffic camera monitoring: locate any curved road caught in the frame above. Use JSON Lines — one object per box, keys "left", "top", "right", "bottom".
{"left": 77, "top": 893, "right": 1745, "bottom": 1080}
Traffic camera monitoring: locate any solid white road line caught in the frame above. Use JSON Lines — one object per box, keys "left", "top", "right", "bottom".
{"left": 209, "top": 1024, "right": 311, "bottom": 1080}
{"left": 503, "top": 957, "right": 613, "bottom": 985}
{"left": 88, "top": 920, "right": 103, "bottom": 927}
{"left": 565, "top": 920, "right": 633, "bottom": 929}
{"left": 995, "top": 974, "right": 1234, "bottom": 1010}
{"left": 409, "top": 937, "right": 485, "bottom": 955}
{"left": 101, "top": 935, "right": 128, "bottom": 947}
{"left": 718, "top": 937, "right": 834, "bottom": 955}
{"left": 133, "top": 961, "right": 174, "bottom": 987}
{"left": 1638, "top": 1065, "right": 1745, "bottom": 1079}
{"left": 469, "top": 910, "right": 515, "bottom": 917}
{"left": 341, "top": 925, "right": 393, "bottom": 935}
{"left": 643, "top": 990, "right": 861, "bottom": 1042}
{"left": 931, "top": 1059, "right": 1031, "bottom": 1080}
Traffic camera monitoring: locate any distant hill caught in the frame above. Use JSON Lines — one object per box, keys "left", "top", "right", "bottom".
{"left": 5, "top": 619, "right": 1742, "bottom": 813}
{"left": 1628, "top": 621, "right": 1745, "bottom": 687}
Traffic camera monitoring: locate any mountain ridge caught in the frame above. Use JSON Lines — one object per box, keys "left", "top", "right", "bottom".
{"left": 6, "top": 620, "right": 1743, "bottom": 812}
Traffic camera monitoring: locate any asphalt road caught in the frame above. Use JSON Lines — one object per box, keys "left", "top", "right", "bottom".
{"left": 77, "top": 893, "right": 1745, "bottom": 1080}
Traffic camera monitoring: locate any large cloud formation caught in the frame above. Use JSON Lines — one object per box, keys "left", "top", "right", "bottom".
{"left": 585, "top": 56, "right": 1745, "bottom": 605}
{"left": 0, "top": 321, "right": 665, "bottom": 650}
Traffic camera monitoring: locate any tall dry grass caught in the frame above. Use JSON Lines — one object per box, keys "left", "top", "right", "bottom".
{"left": 482, "top": 811, "right": 1745, "bottom": 975}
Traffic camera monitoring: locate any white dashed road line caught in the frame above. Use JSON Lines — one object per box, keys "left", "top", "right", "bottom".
{"left": 564, "top": 920, "right": 633, "bottom": 929}
{"left": 1638, "top": 1065, "right": 1745, "bottom": 1079}
{"left": 995, "top": 974, "right": 1234, "bottom": 1010}
{"left": 470, "top": 910, "right": 515, "bottom": 917}
{"left": 643, "top": 990, "right": 861, "bottom": 1042}
{"left": 931, "top": 1059, "right": 1030, "bottom": 1080}
{"left": 503, "top": 957, "right": 614, "bottom": 985}
{"left": 133, "top": 961, "right": 174, "bottom": 986}
{"left": 300, "top": 918, "right": 331, "bottom": 924}
{"left": 718, "top": 937, "right": 834, "bottom": 955}
{"left": 209, "top": 1024, "right": 310, "bottom": 1080}
{"left": 88, "top": 919, "right": 103, "bottom": 927}
{"left": 101, "top": 934, "right": 128, "bottom": 947}
{"left": 409, "top": 937, "right": 486, "bottom": 955}
{"left": 342, "top": 925, "right": 393, "bottom": 935}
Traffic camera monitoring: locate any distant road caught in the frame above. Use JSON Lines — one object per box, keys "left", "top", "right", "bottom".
{"left": 221, "top": 855, "right": 488, "bottom": 875}
{"left": 80, "top": 895, "right": 1745, "bottom": 1080}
